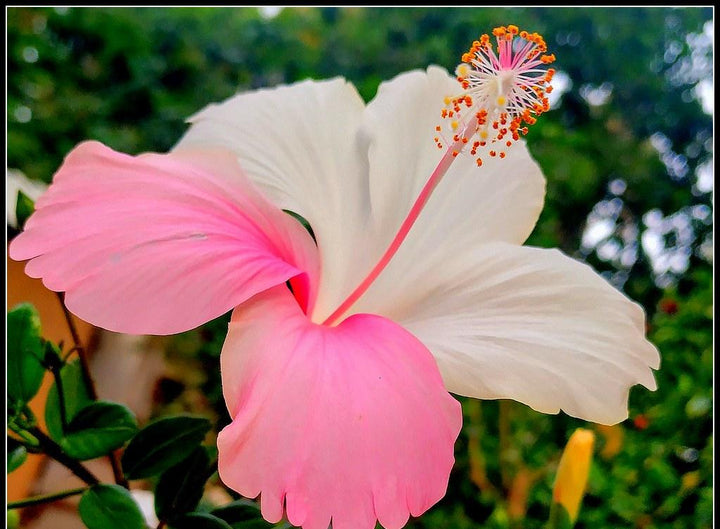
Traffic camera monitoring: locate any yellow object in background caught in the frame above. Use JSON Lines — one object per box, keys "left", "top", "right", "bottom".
{"left": 551, "top": 428, "right": 595, "bottom": 526}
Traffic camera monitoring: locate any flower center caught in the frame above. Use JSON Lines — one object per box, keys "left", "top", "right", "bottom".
{"left": 434, "top": 25, "right": 555, "bottom": 166}
{"left": 322, "top": 27, "right": 554, "bottom": 326}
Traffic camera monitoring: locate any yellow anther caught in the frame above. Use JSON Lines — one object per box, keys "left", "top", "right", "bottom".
{"left": 455, "top": 64, "right": 470, "bottom": 78}
{"left": 435, "top": 25, "right": 555, "bottom": 168}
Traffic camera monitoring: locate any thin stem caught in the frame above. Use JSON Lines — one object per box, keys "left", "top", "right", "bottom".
{"left": 28, "top": 427, "right": 100, "bottom": 486}
{"left": 108, "top": 450, "right": 129, "bottom": 489}
{"left": 323, "top": 117, "right": 479, "bottom": 326}
{"left": 8, "top": 486, "right": 88, "bottom": 509}
{"left": 50, "top": 366, "right": 68, "bottom": 430}
{"left": 8, "top": 430, "right": 41, "bottom": 451}
{"left": 55, "top": 292, "right": 129, "bottom": 489}
{"left": 55, "top": 293, "right": 97, "bottom": 400}
{"left": 62, "top": 345, "right": 81, "bottom": 363}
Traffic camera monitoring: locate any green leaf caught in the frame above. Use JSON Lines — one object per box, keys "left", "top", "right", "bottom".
{"left": 45, "top": 360, "right": 93, "bottom": 441}
{"left": 60, "top": 401, "right": 138, "bottom": 461}
{"left": 121, "top": 416, "right": 212, "bottom": 480}
{"left": 7, "top": 509, "right": 20, "bottom": 529}
{"left": 42, "top": 340, "right": 64, "bottom": 371}
{"left": 283, "top": 209, "right": 315, "bottom": 242}
{"left": 212, "top": 499, "right": 274, "bottom": 529}
{"left": 7, "top": 437, "right": 28, "bottom": 474}
{"left": 154, "top": 446, "right": 211, "bottom": 522}
{"left": 170, "top": 513, "right": 233, "bottom": 529}
{"left": 15, "top": 190, "right": 35, "bottom": 231}
{"left": 548, "top": 502, "right": 574, "bottom": 529}
{"left": 78, "top": 484, "right": 146, "bottom": 529}
{"left": 7, "top": 303, "right": 46, "bottom": 405}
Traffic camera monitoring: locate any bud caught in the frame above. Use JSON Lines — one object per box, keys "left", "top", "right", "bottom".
{"left": 551, "top": 428, "right": 595, "bottom": 526}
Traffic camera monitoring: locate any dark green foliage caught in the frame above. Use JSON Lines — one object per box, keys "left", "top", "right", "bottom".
{"left": 60, "top": 401, "right": 138, "bottom": 461}
{"left": 7, "top": 437, "right": 28, "bottom": 474}
{"left": 121, "top": 415, "right": 211, "bottom": 479}
{"left": 7, "top": 303, "right": 45, "bottom": 407}
{"left": 154, "top": 446, "right": 212, "bottom": 522}
{"left": 211, "top": 499, "right": 276, "bottom": 529}
{"left": 15, "top": 191, "right": 34, "bottom": 230}
{"left": 170, "top": 512, "right": 234, "bottom": 529}
{"left": 45, "top": 360, "right": 93, "bottom": 441}
{"left": 78, "top": 485, "right": 146, "bottom": 529}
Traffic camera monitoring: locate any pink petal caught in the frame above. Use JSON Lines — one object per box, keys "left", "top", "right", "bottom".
{"left": 175, "top": 77, "right": 370, "bottom": 324}
{"left": 9, "top": 141, "right": 319, "bottom": 334}
{"left": 218, "top": 286, "right": 462, "bottom": 529}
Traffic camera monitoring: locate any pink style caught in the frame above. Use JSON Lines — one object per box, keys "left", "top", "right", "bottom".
{"left": 10, "top": 27, "right": 659, "bottom": 529}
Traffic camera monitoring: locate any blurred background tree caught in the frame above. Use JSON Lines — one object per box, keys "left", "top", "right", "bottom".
{"left": 7, "top": 7, "right": 713, "bottom": 529}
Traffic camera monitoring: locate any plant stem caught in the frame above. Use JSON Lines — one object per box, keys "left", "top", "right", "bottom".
{"left": 8, "top": 432, "right": 41, "bottom": 453}
{"left": 28, "top": 427, "right": 100, "bottom": 486}
{"left": 56, "top": 293, "right": 97, "bottom": 399}
{"left": 108, "top": 450, "right": 129, "bottom": 489}
{"left": 50, "top": 366, "right": 68, "bottom": 430}
{"left": 55, "top": 292, "right": 130, "bottom": 489}
{"left": 7, "top": 486, "right": 88, "bottom": 509}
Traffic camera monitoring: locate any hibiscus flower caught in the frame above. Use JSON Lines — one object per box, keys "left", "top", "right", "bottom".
{"left": 9, "top": 27, "right": 659, "bottom": 529}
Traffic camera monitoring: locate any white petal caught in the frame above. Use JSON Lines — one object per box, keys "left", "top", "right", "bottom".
{"left": 176, "top": 69, "right": 546, "bottom": 322}
{"left": 362, "top": 66, "right": 545, "bottom": 249}
{"left": 387, "top": 242, "right": 660, "bottom": 425}
{"left": 174, "top": 77, "right": 373, "bottom": 319}
{"left": 346, "top": 67, "right": 546, "bottom": 321}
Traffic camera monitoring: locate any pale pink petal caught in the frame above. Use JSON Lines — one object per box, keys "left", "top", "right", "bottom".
{"left": 174, "top": 77, "right": 373, "bottom": 323}
{"left": 371, "top": 242, "right": 659, "bottom": 425}
{"left": 9, "top": 141, "right": 319, "bottom": 335}
{"left": 217, "top": 286, "right": 462, "bottom": 529}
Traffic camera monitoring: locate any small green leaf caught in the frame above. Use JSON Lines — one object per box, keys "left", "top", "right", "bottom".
{"left": 15, "top": 190, "right": 35, "bottom": 231}
{"left": 121, "top": 416, "right": 212, "bottom": 480}
{"left": 7, "top": 303, "right": 46, "bottom": 405}
{"left": 549, "top": 502, "right": 574, "bottom": 529}
{"left": 7, "top": 509, "right": 20, "bottom": 529}
{"left": 7, "top": 437, "right": 28, "bottom": 474}
{"left": 42, "top": 340, "right": 64, "bottom": 371}
{"left": 212, "top": 499, "right": 274, "bottom": 529}
{"left": 154, "top": 446, "right": 211, "bottom": 522}
{"left": 45, "top": 360, "right": 93, "bottom": 441}
{"left": 170, "top": 512, "right": 233, "bottom": 529}
{"left": 78, "top": 484, "right": 146, "bottom": 529}
{"left": 60, "top": 401, "right": 138, "bottom": 460}
{"left": 283, "top": 209, "right": 315, "bottom": 242}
